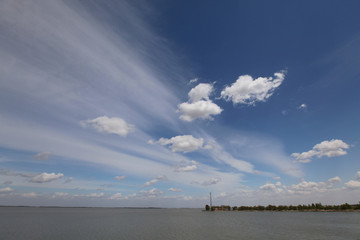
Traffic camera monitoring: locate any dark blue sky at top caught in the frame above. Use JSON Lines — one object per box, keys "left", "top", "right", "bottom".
{"left": 155, "top": 0, "right": 360, "bottom": 146}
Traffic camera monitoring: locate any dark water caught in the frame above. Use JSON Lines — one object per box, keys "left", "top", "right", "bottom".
{"left": 1, "top": 207, "right": 359, "bottom": 239}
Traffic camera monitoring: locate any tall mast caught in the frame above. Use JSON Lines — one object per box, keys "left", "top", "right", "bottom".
{"left": 210, "top": 192, "right": 212, "bottom": 209}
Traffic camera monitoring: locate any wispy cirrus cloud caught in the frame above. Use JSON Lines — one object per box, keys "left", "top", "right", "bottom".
{"left": 115, "top": 176, "right": 126, "bottom": 181}
{"left": 33, "top": 152, "right": 52, "bottom": 160}
{"left": 168, "top": 188, "right": 183, "bottom": 192}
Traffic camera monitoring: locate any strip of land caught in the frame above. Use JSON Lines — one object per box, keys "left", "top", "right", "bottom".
{"left": 205, "top": 203, "right": 360, "bottom": 212}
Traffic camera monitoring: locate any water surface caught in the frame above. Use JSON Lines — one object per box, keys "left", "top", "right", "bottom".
{"left": 1, "top": 207, "right": 359, "bottom": 239}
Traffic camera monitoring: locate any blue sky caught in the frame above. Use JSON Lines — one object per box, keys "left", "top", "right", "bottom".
{"left": 1, "top": 0, "right": 360, "bottom": 207}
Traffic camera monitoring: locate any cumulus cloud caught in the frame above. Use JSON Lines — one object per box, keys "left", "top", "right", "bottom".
{"left": 188, "top": 83, "right": 213, "bottom": 102}
{"left": 178, "top": 83, "right": 222, "bottom": 122}
{"left": 74, "top": 192, "right": 105, "bottom": 198}
{"left": 52, "top": 192, "right": 69, "bottom": 198}
{"left": 344, "top": 180, "right": 360, "bottom": 189}
{"left": 175, "top": 161, "right": 197, "bottom": 172}
{"left": 153, "top": 135, "right": 205, "bottom": 153}
{"left": 3, "top": 181, "right": 12, "bottom": 185}
{"left": 143, "top": 175, "right": 167, "bottom": 187}
{"left": 21, "top": 192, "right": 38, "bottom": 198}
{"left": 109, "top": 193, "right": 123, "bottom": 200}
{"left": 178, "top": 100, "right": 222, "bottom": 122}
{"left": 298, "top": 103, "right": 307, "bottom": 111}
{"left": 286, "top": 179, "right": 329, "bottom": 195}
{"left": 168, "top": 188, "right": 183, "bottom": 192}
{"left": 202, "top": 177, "right": 221, "bottom": 186}
{"left": 0, "top": 187, "right": 13, "bottom": 193}
{"left": 328, "top": 176, "right": 342, "bottom": 183}
{"left": 221, "top": 71, "right": 286, "bottom": 105}
{"left": 115, "top": 176, "right": 126, "bottom": 181}
{"left": 255, "top": 176, "right": 346, "bottom": 198}
{"left": 81, "top": 116, "right": 134, "bottom": 137}
{"left": 292, "top": 139, "right": 349, "bottom": 163}
{"left": 259, "top": 182, "right": 283, "bottom": 193}
{"left": 86, "top": 193, "right": 105, "bottom": 198}
{"left": 139, "top": 188, "right": 163, "bottom": 198}
{"left": 30, "top": 172, "right": 64, "bottom": 183}
{"left": 356, "top": 171, "right": 360, "bottom": 180}
{"left": 33, "top": 151, "right": 51, "bottom": 160}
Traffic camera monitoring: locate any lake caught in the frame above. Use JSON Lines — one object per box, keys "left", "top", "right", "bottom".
{"left": 0, "top": 207, "right": 359, "bottom": 239}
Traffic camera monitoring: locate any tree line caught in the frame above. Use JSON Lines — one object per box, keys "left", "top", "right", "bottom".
{"left": 205, "top": 202, "right": 360, "bottom": 211}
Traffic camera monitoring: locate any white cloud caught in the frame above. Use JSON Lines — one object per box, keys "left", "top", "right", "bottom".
{"left": 81, "top": 116, "right": 134, "bottom": 137}
{"left": 143, "top": 175, "right": 166, "bottom": 187}
{"left": 328, "top": 176, "right": 342, "bottom": 183}
{"left": 52, "top": 192, "right": 69, "bottom": 198}
{"left": 0, "top": 187, "right": 13, "bottom": 193}
{"left": 178, "top": 100, "right": 222, "bottom": 122}
{"left": 356, "top": 171, "right": 360, "bottom": 180}
{"left": 344, "top": 180, "right": 360, "bottom": 189}
{"left": 21, "top": 192, "right": 38, "bottom": 198}
{"left": 109, "top": 193, "right": 123, "bottom": 200}
{"left": 286, "top": 179, "right": 329, "bottom": 195}
{"left": 30, "top": 172, "right": 64, "bottom": 183}
{"left": 292, "top": 139, "right": 349, "bottom": 163}
{"left": 139, "top": 188, "right": 163, "bottom": 198}
{"left": 221, "top": 71, "right": 286, "bottom": 105}
{"left": 188, "top": 78, "right": 198, "bottom": 85}
{"left": 298, "top": 103, "right": 307, "bottom": 111}
{"left": 74, "top": 192, "right": 105, "bottom": 198}
{"left": 273, "top": 176, "right": 281, "bottom": 180}
{"left": 205, "top": 139, "right": 254, "bottom": 173}
{"left": 259, "top": 182, "right": 283, "bottom": 193}
{"left": 86, "top": 193, "right": 105, "bottom": 198}
{"left": 168, "top": 188, "right": 183, "bottom": 192}
{"left": 115, "top": 176, "right": 126, "bottom": 181}
{"left": 202, "top": 177, "right": 221, "bottom": 186}
{"left": 33, "top": 152, "right": 51, "bottom": 160}
{"left": 63, "top": 177, "right": 73, "bottom": 183}
{"left": 188, "top": 83, "right": 213, "bottom": 102}
{"left": 175, "top": 161, "right": 197, "bottom": 172}
{"left": 155, "top": 135, "right": 205, "bottom": 153}
{"left": 178, "top": 83, "right": 222, "bottom": 122}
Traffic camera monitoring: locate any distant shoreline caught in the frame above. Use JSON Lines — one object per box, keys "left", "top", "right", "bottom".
{"left": 205, "top": 203, "right": 360, "bottom": 212}
{"left": 205, "top": 209, "right": 360, "bottom": 212}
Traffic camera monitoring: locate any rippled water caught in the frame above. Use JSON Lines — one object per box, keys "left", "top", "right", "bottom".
{"left": 1, "top": 207, "right": 359, "bottom": 239}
